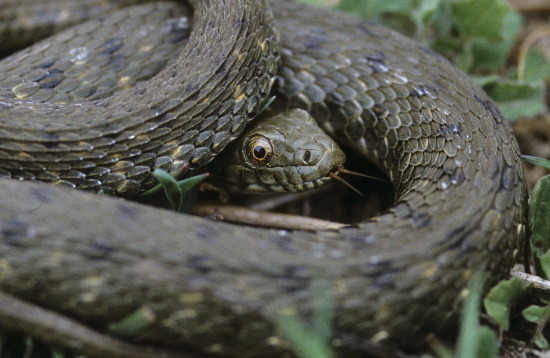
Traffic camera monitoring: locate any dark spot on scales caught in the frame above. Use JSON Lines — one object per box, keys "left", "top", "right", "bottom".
{"left": 423, "top": 84, "right": 439, "bottom": 97}
{"left": 35, "top": 59, "right": 55, "bottom": 69}
{"left": 1, "top": 220, "right": 31, "bottom": 246}
{"left": 349, "top": 235, "right": 375, "bottom": 250}
{"left": 372, "top": 103, "right": 389, "bottom": 117}
{"left": 43, "top": 141, "right": 59, "bottom": 149}
{"left": 303, "top": 30, "right": 327, "bottom": 50}
{"left": 165, "top": 17, "right": 191, "bottom": 43}
{"left": 233, "top": 18, "right": 244, "bottom": 28}
{"left": 474, "top": 94, "right": 486, "bottom": 108}
{"left": 116, "top": 202, "right": 141, "bottom": 219}
{"left": 439, "top": 224, "right": 476, "bottom": 260}
{"left": 362, "top": 261, "right": 397, "bottom": 289}
{"left": 409, "top": 89, "right": 421, "bottom": 98}
{"left": 211, "top": 55, "right": 225, "bottom": 71}
{"left": 409, "top": 211, "right": 432, "bottom": 228}
{"left": 30, "top": 187, "right": 52, "bottom": 203}
{"left": 373, "top": 273, "right": 396, "bottom": 289}
{"left": 366, "top": 52, "right": 386, "bottom": 63}
{"left": 365, "top": 258, "right": 393, "bottom": 270}
{"left": 451, "top": 167, "right": 466, "bottom": 185}
{"left": 280, "top": 265, "right": 310, "bottom": 293}
{"left": 215, "top": 63, "right": 227, "bottom": 75}
{"left": 474, "top": 94, "right": 502, "bottom": 122}
{"left": 195, "top": 224, "right": 216, "bottom": 241}
{"left": 357, "top": 20, "right": 378, "bottom": 36}
{"left": 189, "top": 255, "right": 213, "bottom": 274}
{"left": 365, "top": 52, "right": 387, "bottom": 73}
{"left": 409, "top": 84, "right": 439, "bottom": 98}
{"left": 86, "top": 238, "right": 117, "bottom": 260}
{"left": 34, "top": 68, "right": 61, "bottom": 82}
{"left": 108, "top": 53, "right": 126, "bottom": 70}
{"left": 486, "top": 101, "right": 502, "bottom": 122}
{"left": 102, "top": 132, "right": 119, "bottom": 140}
{"left": 269, "top": 234, "right": 296, "bottom": 253}
{"left": 0, "top": 101, "right": 12, "bottom": 109}
{"left": 490, "top": 157, "right": 503, "bottom": 180}
{"left": 437, "top": 124, "right": 462, "bottom": 138}
{"left": 417, "top": 45, "right": 439, "bottom": 57}
{"left": 39, "top": 72, "right": 65, "bottom": 89}
{"left": 101, "top": 38, "right": 123, "bottom": 55}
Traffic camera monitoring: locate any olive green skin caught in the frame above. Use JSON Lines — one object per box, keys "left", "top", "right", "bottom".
{"left": 0, "top": 1, "right": 526, "bottom": 357}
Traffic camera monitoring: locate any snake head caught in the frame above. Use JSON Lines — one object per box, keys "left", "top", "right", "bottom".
{"left": 209, "top": 109, "right": 346, "bottom": 193}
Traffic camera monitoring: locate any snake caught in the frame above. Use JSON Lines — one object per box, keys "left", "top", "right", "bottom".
{"left": 0, "top": 0, "right": 527, "bottom": 357}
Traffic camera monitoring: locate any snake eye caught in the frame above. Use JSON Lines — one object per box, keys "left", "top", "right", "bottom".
{"left": 302, "top": 150, "right": 311, "bottom": 163}
{"left": 246, "top": 135, "right": 273, "bottom": 166}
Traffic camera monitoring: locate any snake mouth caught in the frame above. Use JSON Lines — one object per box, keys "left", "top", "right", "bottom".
{"left": 271, "top": 149, "right": 344, "bottom": 192}
{"left": 284, "top": 173, "right": 336, "bottom": 192}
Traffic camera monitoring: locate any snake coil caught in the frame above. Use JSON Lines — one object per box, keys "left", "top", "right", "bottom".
{"left": 0, "top": 0, "right": 526, "bottom": 357}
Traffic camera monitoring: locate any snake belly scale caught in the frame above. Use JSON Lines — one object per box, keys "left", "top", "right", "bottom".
{"left": 0, "top": 0, "right": 526, "bottom": 357}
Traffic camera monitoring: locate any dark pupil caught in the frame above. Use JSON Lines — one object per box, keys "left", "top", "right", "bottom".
{"left": 253, "top": 146, "right": 267, "bottom": 159}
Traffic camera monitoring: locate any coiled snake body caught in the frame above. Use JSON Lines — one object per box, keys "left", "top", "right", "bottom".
{"left": 0, "top": 0, "right": 527, "bottom": 357}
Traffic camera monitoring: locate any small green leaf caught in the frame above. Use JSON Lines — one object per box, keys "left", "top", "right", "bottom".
{"left": 24, "top": 336, "right": 33, "bottom": 354}
{"left": 455, "top": 39, "right": 475, "bottom": 71}
{"left": 470, "top": 74, "right": 501, "bottom": 87}
{"left": 175, "top": 172, "right": 208, "bottom": 193}
{"left": 415, "top": 0, "right": 441, "bottom": 26}
{"left": 522, "top": 304, "right": 550, "bottom": 323}
{"left": 449, "top": 273, "right": 498, "bottom": 358}
{"left": 408, "top": 0, "right": 440, "bottom": 42}
{"left": 469, "top": 10, "right": 521, "bottom": 71}
{"left": 535, "top": 333, "right": 550, "bottom": 350}
{"left": 274, "top": 310, "right": 335, "bottom": 358}
{"left": 541, "top": 251, "right": 550, "bottom": 280}
{"left": 296, "top": 0, "right": 329, "bottom": 6}
{"left": 451, "top": 0, "right": 510, "bottom": 42}
{"left": 259, "top": 96, "right": 276, "bottom": 114}
{"left": 432, "top": 343, "right": 454, "bottom": 358}
{"left": 483, "top": 80, "right": 545, "bottom": 120}
{"left": 483, "top": 277, "right": 527, "bottom": 330}
{"left": 311, "top": 275, "right": 334, "bottom": 341}
{"left": 469, "top": 38, "right": 507, "bottom": 70}
{"left": 176, "top": 174, "right": 208, "bottom": 213}
{"left": 335, "top": 0, "right": 371, "bottom": 17}
{"left": 520, "top": 48, "right": 550, "bottom": 83}
{"left": 336, "top": 0, "right": 411, "bottom": 29}
{"left": 154, "top": 168, "right": 183, "bottom": 211}
{"left": 51, "top": 348, "right": 65, "bottom": 358}
{"left": 141, "top": 169, "right": 207, "bottom": 213}
{"left": 456, "top": 272, "right": 484, "bottom": 358}
{"left": 428, "top": 1, "right": 453, "bottom": 39}
{"left": 523, "top": 156, "right": 550, "bottom": 169}
{"left": 476, "top": 326, "right": 499, "bottom": 358}
{"left": 273, "top": 274, "right": 335, "bottom": 358}
{"left": 529, "top": 175, "right": 550, "bottom": 274}
{"left": 108, "top": 307, "right": 156, "bottom": 337}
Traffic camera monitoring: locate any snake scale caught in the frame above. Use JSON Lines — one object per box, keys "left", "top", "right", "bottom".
{"left": 0, "top": 0, "right": 527, "bottom": 357}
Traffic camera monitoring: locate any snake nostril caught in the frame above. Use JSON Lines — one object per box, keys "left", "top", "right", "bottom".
{"left": 302, "top": 150, "right": 311, "bottom": 163}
